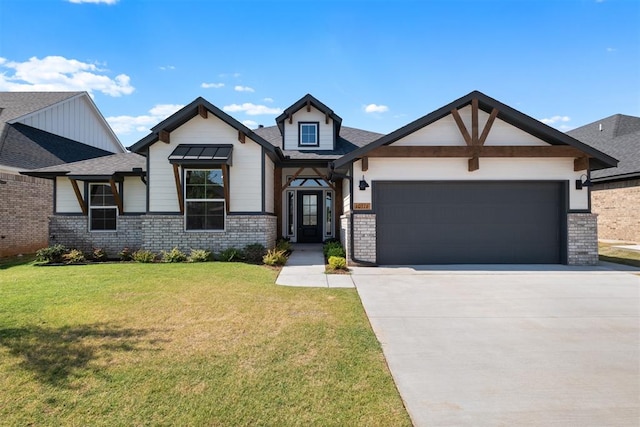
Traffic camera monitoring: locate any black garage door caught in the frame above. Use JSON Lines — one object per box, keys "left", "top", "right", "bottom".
{"left": 375, "top": 181, "right": 566, "bottom": 264}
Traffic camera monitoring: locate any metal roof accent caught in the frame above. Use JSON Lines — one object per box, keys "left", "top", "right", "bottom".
{"left": 168, "top": 144, "right": 233, "bottom": 165}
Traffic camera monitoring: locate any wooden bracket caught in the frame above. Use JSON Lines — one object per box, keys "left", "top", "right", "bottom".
{"left": 172, "top": 164, "right": 184, "bottom": 214}
{"left": 198, "top": 104, "right": 208, "bottom": 119}
{"left": 306, "top": 100, "right": 311, "bottom": 112}
{"left": 361, "top": 156, "right": 369, "bottom": 172}
{"left": 238, "top": 131, "right": 246, "bottom": 144}
{"left": 451, "top": 108, "right": 472, "bottom": 145}
{"left": 288, "top": 114, "right": 293, "bottom": 124}
{"left": 159, "top": 130, "right": 170, "bottom": 144}
{"left": 468, "top": 156, "right": 480, "bottom": 172}
{"left": 310, "top": 167, "right": 336, "bottom": 191}
{"left": 109, "top": 179, "right": 123, "bottom": 215}
{"left": 574, "top": 157, "right": 589, "bottom": 171}
{"left": 281, "top": 167, "right": 305, "bottom": 191}
{"left": 325, "top": 112, "right": 330, "bottom": 124}
{"left": 69, "top": 178, "right": 87, "bottom": 215}
{"left": 222, "top": 164, "right": 230, "bottom": 214}
{"left": 478, "top": 108, "right": 499, "bottom": 146}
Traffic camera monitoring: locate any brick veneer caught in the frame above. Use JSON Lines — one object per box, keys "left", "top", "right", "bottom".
{"left": 340, "top": 213, "right": 376, "bottom": 264}
{"left": 0, "top": 172, "right": 52, "bottom": 257}
{"left": 48, "top": 213, "right": 277, "bottom": 257}
{"left": 591, "top": 180, "right": 640, "bottom": 243}
{"left": 567, "top": 213, "right": 599, "bottom": 265}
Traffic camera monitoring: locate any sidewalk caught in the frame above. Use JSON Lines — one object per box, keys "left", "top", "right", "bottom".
{"left": 275, "top": 244, "right": 354, "bottom": 288}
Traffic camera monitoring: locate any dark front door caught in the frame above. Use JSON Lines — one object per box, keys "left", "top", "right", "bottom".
{"left": 297, "top": 191, "right": 323, "bottom": 243}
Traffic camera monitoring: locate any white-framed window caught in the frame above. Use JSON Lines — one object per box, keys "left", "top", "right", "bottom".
{"left": 287, "top": 190, "right": 295, "bottom": 236}
{"left": 184, "top": 169, "right": 225, "bottom": 230}
{"left": 325, "top": 190, "right": 332, "bottom": 237}
{"left": 89, "top": 183, "right": 117, "bottom": 231}
{"left": 299, "top": 122, "right": 319, "bottom": 146}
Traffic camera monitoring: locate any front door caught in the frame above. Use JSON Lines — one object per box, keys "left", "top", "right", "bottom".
{"left": 297, "top": 191, "right": 323, "bottom": 243}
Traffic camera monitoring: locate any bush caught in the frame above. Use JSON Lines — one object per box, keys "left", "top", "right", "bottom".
{"left": 35, "top": 244, "right": 68, "bottom": 264}
{"left": 263, "top": 249, "right": 287, "bottom": 266}
{"left": 132, "top": 249, "right": 156, "bottom": 263}
{"left": 328, "top": 256, "right": 347, "bottom": 270}
{"left": 244, "top": 243, "right": 266, "bottom": 264}
{"left": 161, "top": 247, "right": 188, "bottom": 263}
{"left": 275, "top": 238, "right": 292, "bottom": 253}
{"left": 91, "top": 248, "right": 108, "bottom": 262}
{"left": 189, "top": 249, "right": 211, "bottom": 263}
{"left": 323, "top": 241, "right": 344, "bottom": 257}
{"left": 326, "top": 246, "right": 346, "bottom": 258}
{"left": 63, "top": 249, "right": 85, "bottom": 264}
{"left": 119, "top": 247, "right": 133, "bottom": 261}
{"left": 218, "top": 247, "right": 244, "bottom": 262}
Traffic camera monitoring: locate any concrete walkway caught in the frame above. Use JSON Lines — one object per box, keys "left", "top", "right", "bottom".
{"left": 275, "top": 244, "right": 354, "bottom": 288}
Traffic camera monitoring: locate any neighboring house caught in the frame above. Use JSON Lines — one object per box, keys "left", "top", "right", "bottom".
{"left": 567, "top": 114, "right": 640, "bottom": 242}
{"left": 24, "top": 91, "right": 617, "bottom": 265}
{"left": 0, "top": 92, "right": 124, "bottom": 257}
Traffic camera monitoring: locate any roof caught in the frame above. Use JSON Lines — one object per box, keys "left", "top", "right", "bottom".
{"left": 0, "top": 123, "right": 112, "bottom": 169}
{"left": 168, "top": 144, "right": 233, "bottom": 165}
{"left": 253, "top": 125, "right": 382, "bottom": 160}
{"left": 332, "top": 90, "right": 618, "bottom": 171}
{"left": 0, "top": 92, "right": 81, "bottom": 138}
{"left": 567, "top": 114, "right": 640, "bottom": 182}
{"left": 21, "top": 152, "right": 146, "bottom": 179}
{"left": 128, "top": 97, "right": 281, "bottom": 160}
{"left": 275, "top": 94, "right": 342, "bottom": 135}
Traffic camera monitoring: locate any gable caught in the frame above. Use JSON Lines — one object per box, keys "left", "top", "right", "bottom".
{"left": 282, "top": 105, "right": 336, "bottom": 151}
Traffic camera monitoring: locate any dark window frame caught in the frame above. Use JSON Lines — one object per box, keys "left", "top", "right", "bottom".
{"left": 184, "top": 168, "right": 226, "bottom": 231}
{"left": 298, "top": 122, "right": 320, "bottom": 147}
{"left": 88, "top": 183, "right": 117, "bottom": 232}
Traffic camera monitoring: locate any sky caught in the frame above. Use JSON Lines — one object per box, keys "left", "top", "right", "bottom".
{"left": 0, "top": 0, "right": 638, "bottom": 148}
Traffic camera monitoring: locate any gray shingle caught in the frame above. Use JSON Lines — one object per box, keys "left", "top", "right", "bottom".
{"left": 24, "top": 152, "right": 146, "bottom": 177}
{"left": 0, "top": 92, "right": 81, "bottom": 137}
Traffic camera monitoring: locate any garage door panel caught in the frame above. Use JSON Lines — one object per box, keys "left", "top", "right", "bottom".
{"left": 375, "top": 181, "right": 565, "bottom": 264}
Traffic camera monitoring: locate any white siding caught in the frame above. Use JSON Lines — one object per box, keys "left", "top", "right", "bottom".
{"left": 148, "top": 115, "right": 263, "bottom": 213}
{"left": 56, "top": 177, "right": 82, "bottom": 213}
{"left": 264, "top": 156, "right": 274, "bottom": 213}
{"left": 283, "top": 107, "right": 334, "bottom": 151}
{"left": 353, "top": 157, "right": 588, "bottom": 210}
{"left": 394, "top": 105, "right": 548, "bottom": 147}
{"left": 342, "top": 175, "right": 351, "bottom": 214}
{"left": 123, "top": 176, "right": 146, "bottom": 213}
{"left": 17, "top": 95, "right": 122, "bottom": 153}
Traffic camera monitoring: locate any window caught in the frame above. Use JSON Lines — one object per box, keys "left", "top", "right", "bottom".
{"left": 325, "top": 191, "right": 332, "bottom": 237}
{"left": 185, "top": 169, "right": 225, "bottom": 230}
{"left": 299, "top": 122, "right": 319, "bottom": 146}
{"left": 89, "top": 184, "right": 117, "bottom": 231}
{"left": 287, "top": 191, "right": 295, "bottom": 236}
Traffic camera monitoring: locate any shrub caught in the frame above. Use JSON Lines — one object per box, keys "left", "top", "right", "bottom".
{"left": 275, "top": 238, "right": 292, "bottom": 253}
{"left": 35, "top": 244, "right": 68, "bottom": 264}
{"left": 119, "top": 247, "right": 133, "bottom": 261}
{"left": 326, "top": 246, "right": 346, "bottom": 258}
{"left": 323, "top": 241, "right": 344, "bottom": 257}
{"left": 244, "top": 243, "right": 266, "bottom": 264}
{"left": 132, "top": 250, "right": 156, "bottom": 263}
{"left": 63, "top": 249, "right": 85, "bottom": 264}
{"left": 161, "top": 247, "right": 188, "bottom": 263}
{"left": 328, "top": 256, "right": 347, "bottom": 270}
{"left": 189, "top": 249, "right": 211, "bottom": 263}
{"left": 219, "top": 247, "right": 244, "bottom": 262}
{"left": 91, "top": 248, "right": 108, "bottom": 262}
{"left": 263, "top": 249, "right": 287, "bottom": 266}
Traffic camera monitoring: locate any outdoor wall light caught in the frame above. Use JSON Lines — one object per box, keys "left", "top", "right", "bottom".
{"left": 575, "top": 174, "right": 592, "bottom": 190}
{"left": 358, "top": 175, "right": 369, "bottom": 191}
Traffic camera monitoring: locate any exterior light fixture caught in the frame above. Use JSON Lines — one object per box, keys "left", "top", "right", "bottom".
{"left": 359, "top": 175, "right": 369, "bottom": 191}
{"left": 575, "top": 174, "right": 592, "bottom": 190}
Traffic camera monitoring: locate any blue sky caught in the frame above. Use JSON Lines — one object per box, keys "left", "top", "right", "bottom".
{"left": 0, "top": 0, "right": 638, "bottom": 147}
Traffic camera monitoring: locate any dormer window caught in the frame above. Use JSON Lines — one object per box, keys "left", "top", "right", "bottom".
{"left": 299, "top": 122, "right": 319, "bottom": 146}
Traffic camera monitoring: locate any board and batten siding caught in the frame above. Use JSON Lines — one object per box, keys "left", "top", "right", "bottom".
{"left": 353, "top": 157, "right": 589, "bottom": 210}
{"left": 148, "top": 115, "right": 263, "bottom": 213}
{"left": 55, "top": 177, "right": 83, "bottom": 213}
{"left": 16, "top": 95, "right": 122, "bottom": 153}
{"left": 123, "top": 176, "right": 146, "bottom": 213}
{"left": 264, "top": 156, "right": 275, "bottom": 213}
{"left": 283, "top": 107, "right": 334, "bottom": 151}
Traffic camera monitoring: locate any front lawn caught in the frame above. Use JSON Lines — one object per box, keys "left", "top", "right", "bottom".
{"left": 599, "top": 241, "right": 640, "bottom": 268}
{"left": 0, "top": 261, "right": 410, "bottom": 426}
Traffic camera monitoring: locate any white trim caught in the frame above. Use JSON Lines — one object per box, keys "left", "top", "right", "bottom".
{"left": 88, "top": 183, "right": 118, "bottom": 232}
{"left": 183, "top": 168, "right": 226, "bottom": 231}
{"left": 299, "top": 122, "right": 318, "bottom": 146}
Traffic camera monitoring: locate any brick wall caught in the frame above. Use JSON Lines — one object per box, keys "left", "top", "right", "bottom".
{"left": 592, "top": 180, "right": 640, "bottom": 243}
{"left": 0, "top": 171, "right": 52, "bottom": 257}
{"left": 340, "top": 213, "right": 376, "bottom": 264}
{"left": 567, "top": 213, "right": 598, "bottom": 265}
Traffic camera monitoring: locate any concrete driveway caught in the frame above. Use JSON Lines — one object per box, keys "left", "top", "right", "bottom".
{"left": 352, "top": 266, "right": 640, "bottom": 426}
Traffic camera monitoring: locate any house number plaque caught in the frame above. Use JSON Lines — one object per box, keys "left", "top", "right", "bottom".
{"left": 354, "top": 203, "right": 371, "bottom": 210}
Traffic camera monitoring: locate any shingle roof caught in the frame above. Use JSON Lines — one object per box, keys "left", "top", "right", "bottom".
{"left": 22, "top": 152, "right": 146, "bottom": 179}
{"left": 253, "top": 125, "right": 382, "bottom": 160}
{"left": 0, "top": 92, "right": 82, "bottom": 137}
{"left": 567, "top": 114, "right": 640, "bottom": 181}
{"left": 0, "top": 123, "right": 112, "bottom": 169}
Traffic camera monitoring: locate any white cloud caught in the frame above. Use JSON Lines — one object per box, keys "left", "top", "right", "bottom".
{"left": 263, "top": 97, "right": 274, "bottom": 103}
{"left": 219, "top": 72, "right": 241, "bottom": 78}
{"left": 0, "top": 55, "right": 134, "bottom": 96}
{"left": 201, "top": 82, "right": 224, "bottom": 89}
{"left": 106, "top": 104, "right": 183, "bottom": 134}
{"left": 159, "top": 65, "right": 175, "bottom": 71}
{"left": 234, "top": 85, "right": 255, "bottom": 93}
{"left": 364, "top": 103, "right": 389, "bottom": 113}
{"left": 540, "top": 115, "right": 571, "bottom": 125}
{"left": 68, "top": 0, "right": 119, "bottom": 4}
{"left": 223, "top": 103, "right": 282, "bottom": 115}
{"left": 242, "top": 120, "right": 259, "bottom": 128}
{"left": 606, "top": 47, "right": 617, "bottom": 52}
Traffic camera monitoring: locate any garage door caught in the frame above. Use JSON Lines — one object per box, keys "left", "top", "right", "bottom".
{"left": 375, "top": 181, "right": 566, "bottom": 264}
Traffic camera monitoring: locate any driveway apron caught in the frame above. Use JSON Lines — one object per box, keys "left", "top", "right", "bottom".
{"left": 352, "top": 266, "right": 640, "bottom": 427}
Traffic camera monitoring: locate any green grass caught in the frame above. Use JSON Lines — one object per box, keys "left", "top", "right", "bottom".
{"left": 599, "top": 242, "right": 640, "bottom": 268}
{"left": 0, "top": 260, "right": 410, "bottom": 426}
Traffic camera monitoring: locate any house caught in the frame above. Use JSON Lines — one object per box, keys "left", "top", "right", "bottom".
{"left": 0, "top": 92, "right": 124, "bottom": 257}
{"left": 23, "top": 91, "right": 617, "bottom": 265}
{"left": 567, "top": 114, "right": 640, "bottom": 243}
